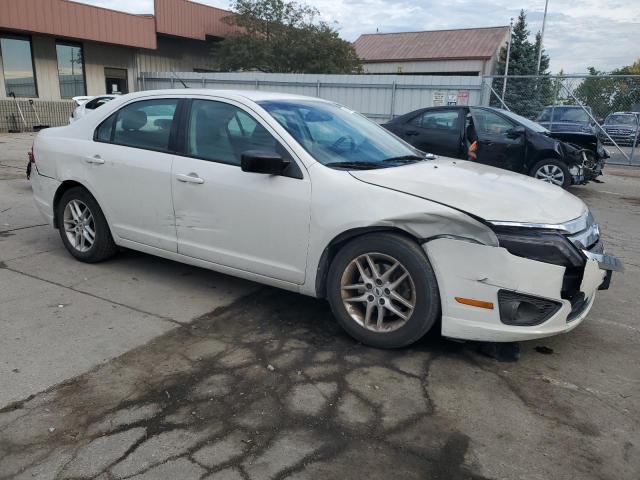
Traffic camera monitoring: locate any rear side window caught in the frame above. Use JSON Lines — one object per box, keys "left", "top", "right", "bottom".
{"left": 410, "top": 110, "right": 460, "bottom": 131}
{"left": 95, "top": 99, "right": 178, "bottom": 151}
{"left": 112, "top": 99, "right": 178, "bottom": 151}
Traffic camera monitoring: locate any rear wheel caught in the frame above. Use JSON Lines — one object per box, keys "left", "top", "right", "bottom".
{"left": 530, "top": 159, "right": 571, "bottom": 188}
{"left": 56, "top": 187, "right": 118, "bottom": 263}
{"left": 326, "top": 233, "right": 440, "bottom": 348}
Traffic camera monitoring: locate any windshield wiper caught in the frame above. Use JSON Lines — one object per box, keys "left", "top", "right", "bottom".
{"left": 324, "top": 161, "right": 385, "bottom": 170}
{"left": 382, "top": 154, "right": 425, "bottom": 163}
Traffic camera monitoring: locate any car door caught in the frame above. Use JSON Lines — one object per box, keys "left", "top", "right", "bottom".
{"left": 171, "top": 98, "right": 311, "bottom": 284}
{"left": 400, "top": 109, "right": 464, "bottom": 158}
{"left": 87, "top": 98, "right": 179, "bottom": 251}
{"left": 469, "top": 108, "right": 525, "bottom": 172}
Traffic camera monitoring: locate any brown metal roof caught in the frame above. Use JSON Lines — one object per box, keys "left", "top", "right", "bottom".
{"left": 0, "top": 0, "right": 238, "bottom": 50}
{"left": 354, "top": 26, "right": 510, "bottom": 62}
{"left": 0, "top": 0, "right": 157, "bottom": 49}
{"left": 155, "top": 0, "right": 238, "bottom": 40}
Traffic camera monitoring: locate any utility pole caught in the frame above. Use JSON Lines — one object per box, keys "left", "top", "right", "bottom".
{"left": 536, "top": 0, "right": 549, "bottom": 75}
{"left": 501, "top": 18, "right": 513, "bottom": 102}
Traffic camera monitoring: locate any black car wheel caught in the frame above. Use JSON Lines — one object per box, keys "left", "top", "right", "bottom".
{"left": 326, "top": 233, "right": 441, "bottom": 348}
{"left": 530, "top": 159, "right": 571, "bottom": 188}
{"left": 57, "top": 187, "right": 118, "bottom": 263}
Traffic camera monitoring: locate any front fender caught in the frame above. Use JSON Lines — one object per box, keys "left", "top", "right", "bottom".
{"left": 301, "top": 165, "right": 498, "bottom": 297}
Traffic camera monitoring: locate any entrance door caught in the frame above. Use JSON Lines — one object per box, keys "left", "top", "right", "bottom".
{"left": 104, "top": 68, "right": 128, "bottom": 94}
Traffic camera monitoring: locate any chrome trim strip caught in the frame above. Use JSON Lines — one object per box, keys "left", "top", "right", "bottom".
{"left": 582, "top": 250, "right": 624, "bottom": 272}
{"left": 567, "top": 222, "right": 600, "bottom": 249}
{"left": 488, "top": 209, "right": 591, "bottom": 235}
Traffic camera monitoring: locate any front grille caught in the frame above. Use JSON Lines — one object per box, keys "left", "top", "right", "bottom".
{"left": 605, "top": 128, "right": 632, "bottom": 135}
{"left": 561, "top": 267, "right": 583, "bottom": 300}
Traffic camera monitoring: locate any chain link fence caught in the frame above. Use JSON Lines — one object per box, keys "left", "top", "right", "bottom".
{"left": 482, "top": 74, "right": 640, "bottom": 166}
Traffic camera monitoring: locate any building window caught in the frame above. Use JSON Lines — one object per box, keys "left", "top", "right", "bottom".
{"left": 56, "top": 42, "right": 85, "bottom": 98}
{"left": 0, "top": 36, "right": 38, "bottom": 97}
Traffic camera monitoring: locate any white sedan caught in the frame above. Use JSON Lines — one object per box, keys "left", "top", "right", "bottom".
{"left": 69, "top": 95, "right": 116, "bottom": 123}
{"left": 29, "top": 90, "right": 620, "bottom": 348}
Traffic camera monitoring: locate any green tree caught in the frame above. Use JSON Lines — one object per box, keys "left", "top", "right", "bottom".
{"left": 212, "top": 0, "right": 361, "bottom": 74}
{"left": 491, "top": 10, "right": 553, "bottom": 118}
{"left": 574, "top": 60, "right": 640, "bottom": 119}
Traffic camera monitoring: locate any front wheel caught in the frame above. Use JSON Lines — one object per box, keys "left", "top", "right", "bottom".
{"left": 530, "top": 159, "right": 571, "bottom": 188}
{"left": 326, "top": 233, "right": 440, "bottom": 348}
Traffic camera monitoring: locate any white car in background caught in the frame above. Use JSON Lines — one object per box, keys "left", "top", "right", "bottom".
{"left": 69, "top": 95, "right": 116, "bottom": 123}
{"left": 29, "top": 90, "right": 620, "bottom": 348}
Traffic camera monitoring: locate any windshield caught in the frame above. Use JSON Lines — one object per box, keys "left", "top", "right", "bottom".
{"left": 553, "top": 107, "right": 590, "bottom": 123}
{"left": 258, "top": 100, "right": 422, "bottom": 168}
{"left": 606, "top": 114, "right": 637, "bottom": 126}
{"left": 499, "top": 109, "right": 549, "bottom": 133}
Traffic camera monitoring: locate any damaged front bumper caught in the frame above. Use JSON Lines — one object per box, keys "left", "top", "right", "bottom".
{"left": 423, "top": 238, "right": 620, "bottom": 342}
{"left": 568, "top": 162, "right": 586, "bottom": 185}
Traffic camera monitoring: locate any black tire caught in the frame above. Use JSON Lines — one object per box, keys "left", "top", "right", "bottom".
{"left": 326, "top": 233, "right": 441, "bottom": 348}
{"left": 530, "top": 158, "right": 571, "bottom": 189}
{"left": 56, "top": 186, "right": 118, "bottom": 263}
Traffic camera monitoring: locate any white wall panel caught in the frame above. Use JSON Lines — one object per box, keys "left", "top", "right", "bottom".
{"left": 140, "top": 71, "right": 486, "bottom": 121}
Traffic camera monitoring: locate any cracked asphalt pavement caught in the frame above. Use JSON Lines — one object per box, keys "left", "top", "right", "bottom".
{"left": 1, "top": 133, "right": 639, "bottom": 479}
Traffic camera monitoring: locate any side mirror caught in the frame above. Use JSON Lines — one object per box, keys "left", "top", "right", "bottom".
{"left": 507, "top": 125, "right": 526, "bottom": 138}
{"left": 241, "top": 150, "right": 290, "bottom": 175}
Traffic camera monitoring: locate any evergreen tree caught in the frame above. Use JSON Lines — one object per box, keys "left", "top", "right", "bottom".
{"left": 491, "top": 10, "right": 553, "bottom": 118}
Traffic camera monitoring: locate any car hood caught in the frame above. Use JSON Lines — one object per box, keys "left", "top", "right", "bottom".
{"left": 349, "top": 158, "right": 586, "bottom": 224}
{"left": 542, "top": 122, "right": 593, "bottom": 133}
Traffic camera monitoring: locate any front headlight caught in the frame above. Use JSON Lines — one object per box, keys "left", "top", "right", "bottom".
{"left": 494, "top": 229, "right": 585, "bottom": 268}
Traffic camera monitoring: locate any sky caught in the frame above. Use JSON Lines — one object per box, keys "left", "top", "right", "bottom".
{"left": 76, "top": 0, "right": 640, "bottom": 74}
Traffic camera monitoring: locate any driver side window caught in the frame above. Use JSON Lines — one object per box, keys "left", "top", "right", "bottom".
{"left": 470, "top": 109, "right": 514, "bottom": 136}
{"left": 186, "top": 100, "right": 287, "bottom": 166}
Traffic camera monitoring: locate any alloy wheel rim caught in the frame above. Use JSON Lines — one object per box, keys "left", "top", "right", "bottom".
{"left": 340, "top": 252, "right": 416, "bottom": 332}
{"left": 535, "top": 164, "right": 565, "bottom": 186}
{"left": 63, "top": 199, "right": 95, "bottom": 253}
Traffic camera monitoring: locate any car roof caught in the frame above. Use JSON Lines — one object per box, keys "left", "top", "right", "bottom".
{"left": 117, "top": 89, "right": 329, "bottom": 104}
{"left": 542, "top": 105, "right": 587, "bottom": 109}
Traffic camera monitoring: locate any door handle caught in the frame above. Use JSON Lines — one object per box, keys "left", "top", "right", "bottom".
{"left": 176, "top": 173, "right": 205, "bottom": 184}
{"left": 405, "top": 130, "right": 419, "bottom": 136}
{"left": 85, "top": 154, "right": 104, "bottom": 165}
